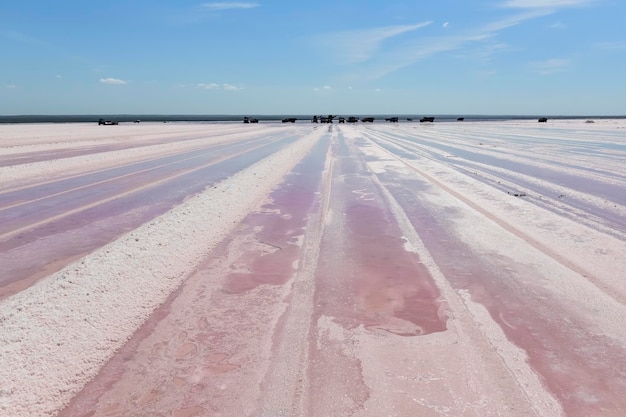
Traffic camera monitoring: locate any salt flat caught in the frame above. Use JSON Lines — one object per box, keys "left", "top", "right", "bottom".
{"left": 0, "top": 120, "right": 624, "bottom": 417}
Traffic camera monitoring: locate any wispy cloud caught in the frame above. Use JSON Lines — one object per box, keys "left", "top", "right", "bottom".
{"left": 3, "top": 83, "right": 17, "bottom": 89}
{"left": 479, "top": 8, "right": 553, "bottom": 33}
{"left": 594, "top": 41, "right": 626, "bottom": 50}
{"left": 499, "top": 0, "right": 597, "bottom": 8}
{"left": 2, "top": 30, "right": 48, "bottom": 46}
{"left": 528, "top": 58, "right": 570, "bottom": 74}
{"left": 202, "top": 2, "right": 259, "bottom": 10}
{"left": 343, "top": 36, "right": 466, "bottom": 81}
{"left": 198, "top": 82, "right": 243, "bottom": 90}
{"left": 168, "top": 2, "right": 259, "bottom": 25}
{"left": 313, "top": 9, "right": 551, "bottom": 83}
{"left": 456, "top": 42, "right": 511, "bottom": 61}
{"left": 100, "top": 78, "right": 128, "bottom": 85}
{"left": 313, "top": 22, "right": 432, "bottom": 65}
{"left": 323, "top": 0, "right": 601, "bottom": 83}
{"left": 549, "top": 21, "right": 566, "bottom": 29}
{"left": 313, "top": 85, "right": 332, "bottom": 91}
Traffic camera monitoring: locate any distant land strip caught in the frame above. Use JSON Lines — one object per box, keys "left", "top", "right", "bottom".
{"left": 1, "top": 114, "right": 625, "bottom": 124}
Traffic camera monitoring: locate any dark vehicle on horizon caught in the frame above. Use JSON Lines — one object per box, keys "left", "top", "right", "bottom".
{"left": 98, "top": 119, "right": 118, "bottom": 125}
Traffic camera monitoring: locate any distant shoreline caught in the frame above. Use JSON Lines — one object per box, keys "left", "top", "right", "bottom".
{"left": 1, "top": 114, "right": 625, "bottom": 124}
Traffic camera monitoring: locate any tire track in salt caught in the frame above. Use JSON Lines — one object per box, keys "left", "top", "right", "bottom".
{"left": 358, "top": 127, "right": 624, "bottom": 307}
{"left": 351, "top": 127, "right": 626, "bottom": 417}
{"left": 57, "top": 128, "right": 330, "bottom": 417}
{"left": 253, "top": 132, "right": 333, "bottom": 417}
{"left": 362, "top": 125, "right": 626, "bottom": 238}
{"left": 305, "top": 129, "right": 449, "bottom": 417}
{"left": 363, "top": 151, "right": 565, "bottom": 417}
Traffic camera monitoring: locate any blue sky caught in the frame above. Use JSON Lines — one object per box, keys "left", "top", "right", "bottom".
{"left": 1, "top": 0, "right": 625, "bottom": 115}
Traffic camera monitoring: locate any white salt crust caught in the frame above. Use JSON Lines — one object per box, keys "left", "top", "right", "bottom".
{"left": 0, "top": 126, "right": 323, "bottom": 417}
{"left": 1, "top": 120, "right": 624, "bottom": 417}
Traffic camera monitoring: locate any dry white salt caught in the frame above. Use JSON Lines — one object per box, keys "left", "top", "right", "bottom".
{"left": 0, "top": 126, "right": 323, "bottom": 417}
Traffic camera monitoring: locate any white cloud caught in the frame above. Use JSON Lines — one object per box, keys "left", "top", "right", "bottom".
{"left": 198, "top": 82, "right": 220, "bottom": 89}
{"left": 3, "top": 84, "right": 17, "bottom": 89}
{"left": 202, "top": 2, "right": 259, "bottom": 10}
{"left": 528, "top": 58, "right": 570, "bottom": 74}
{"left": 198, "top": 83, "right": 243, "bottom": 90}
{"left": 443, "top": 22, "right": 449, "bottom": 28}
{"left": 313, "top": 85, "right": 332, "bottom": 91}
{"left": 223, "top": 83, "right": 242, "bottom": 91}
{"left": 100, "top": 78, "right": 128, "bottom": 85}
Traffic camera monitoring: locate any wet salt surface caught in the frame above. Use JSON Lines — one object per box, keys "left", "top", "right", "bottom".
{"left": 0, "top": 133, "right": 296, "bottom": 297}
{"left": 377, "top": 173, "right": 626, "bottom": 416}
{"left": 0, "top": 123, "right": 261, "bottom": 166}
{"left": 224, "top": 138, "right": 329, "bottom": 293}
{"left": 57, "top": 131, "right": 331, "bottom": 417}
{"left": 328, "top": 135, "right": 446, "bottom": 336}
{"left": 307, "top": 131, "right": 448, "bottom": 416}
{"left": 1, "top": 120, "right": 625, "bottom": 417}
{"left": 0, "top": 124, "right": 323, "bottom": 417}
{"left": 370, "top": 126, "right": 625, "bottom": 197}
{"left": 446, "top": 159, "right": 625, "bottom": 237}
{"left": 353, "top": 122, "right": 626, "bottom": 416}
{"left": 362, "top": 122, "right": 626, "bottom": 237}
